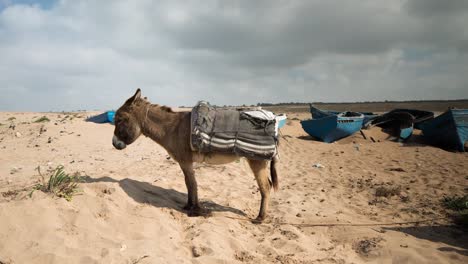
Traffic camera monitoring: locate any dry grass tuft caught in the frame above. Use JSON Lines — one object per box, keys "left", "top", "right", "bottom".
{"left": 32, "top": 166, "right": 82, "bottom": 201}
{"left": 375, "top": 186, "right": 401, "bottom": 198}
{"left": 443, "top": 195, "right": 468, "bottom": 226}
{"left": 33, "top": 116, "right": 50, "bottom": 123}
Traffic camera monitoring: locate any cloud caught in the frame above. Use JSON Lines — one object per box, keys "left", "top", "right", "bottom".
{"left": 0, "top": 0, "right": 467, "bottom": 111}
{"left": 406, "top": 0, "right": 468, "bottom": 17}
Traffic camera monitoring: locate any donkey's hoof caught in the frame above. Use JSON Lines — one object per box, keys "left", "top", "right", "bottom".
{"left": 251, "top": 216, "right": 265, "bottom": 224}
{"left": 186, "top": 206, "right": 212, "bottom": 218}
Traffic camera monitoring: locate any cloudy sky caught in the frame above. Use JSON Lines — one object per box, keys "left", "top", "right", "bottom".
{"left": 1, "top": 0, "right": 467, "bottom": 111}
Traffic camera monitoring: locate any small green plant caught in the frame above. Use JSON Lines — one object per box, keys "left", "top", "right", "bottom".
{"left": 444, "top": 195, "right": 468, "bottom": 210}
{"left": 443, "top": 195, "right": 468, "bottom": 226}
{"left": 34, "top": 116, "right": 50, "bottom": 123}
{"left": 7, "top": 117, "right": 16, "bottom": 121}
{"left": 31, "top": 166, "right": 82, "bottom": 201}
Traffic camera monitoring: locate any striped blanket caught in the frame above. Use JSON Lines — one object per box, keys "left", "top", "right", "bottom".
{"left": 190, "top": 101, "right": 278, "bottom": 160}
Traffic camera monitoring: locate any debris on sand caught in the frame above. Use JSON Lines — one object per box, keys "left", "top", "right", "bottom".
{"left": 400, "top": 191, "right": 410, "bottom": 202}
{"left": 235, "top": 251, "right": 256, "bottom": 262}
{"left": 353, "top": 237, "right": 384, "bottom": 257}
{"left": 192, "top": 246, "right": 202, "bottom": 258}
{"left": 2, "top": 189, "right": 19, "bottom": 198}
{"left": 15, "top": 132, "right": 21, "bottom": 138}
{"left": 39, "top": 125, "right": 47, "bottom": 134}
{"left": 375, "top": 186, "right": 401, "bottom": 198}
{"left": 386, "top": 167, "right": 406, "bottom": 172}
{"left": 120, "top": 244, "right": 127, "bottom": 252}
{"left": 131, "top": 255, "right": 149, "bottom": 264}
{"left": 10, "top": 167, "right": 22, "bottom": 175}
{"left": 312, "top": 163, "right": 325, "bottom": 168}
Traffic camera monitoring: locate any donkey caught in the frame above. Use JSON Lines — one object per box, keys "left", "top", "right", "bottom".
{"left": 112, "top": 89, "right": 279, "bottom": 223}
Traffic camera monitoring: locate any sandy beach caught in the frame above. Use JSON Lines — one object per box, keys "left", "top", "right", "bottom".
{"left": 0, "top": 110, "right": 467, "bottom": 264}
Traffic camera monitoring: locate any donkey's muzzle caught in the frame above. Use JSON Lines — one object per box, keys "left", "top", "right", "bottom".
{"left": 112, "top": 135, "right": 127, "bottom": 150}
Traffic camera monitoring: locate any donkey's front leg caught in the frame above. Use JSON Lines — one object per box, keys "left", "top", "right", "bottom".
{"left": 180, "top": 162, "right": 211, "bottom": 217}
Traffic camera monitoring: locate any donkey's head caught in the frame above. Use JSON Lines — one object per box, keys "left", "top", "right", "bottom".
{"left": 112, "top": 89, "right": 144, "bottom": 150}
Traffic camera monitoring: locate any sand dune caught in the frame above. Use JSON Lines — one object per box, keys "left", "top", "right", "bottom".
{"left": 0, "top": 111, "right": 467, "bottom": 263}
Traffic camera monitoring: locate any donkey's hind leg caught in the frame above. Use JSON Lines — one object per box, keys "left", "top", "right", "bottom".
{"left": 247, "top": 159, "right": 271, "bottom": 223}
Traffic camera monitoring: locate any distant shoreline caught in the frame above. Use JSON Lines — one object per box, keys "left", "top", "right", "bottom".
{"left": 261, "top": 99, "right": 468, "bottom": 113}
{"left": 2, "top": 99, "right": 468, "bottom": 114}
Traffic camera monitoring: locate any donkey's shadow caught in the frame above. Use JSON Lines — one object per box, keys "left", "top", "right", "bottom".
{"left": 82, "top": 176, "right": 246, "bottom": 216}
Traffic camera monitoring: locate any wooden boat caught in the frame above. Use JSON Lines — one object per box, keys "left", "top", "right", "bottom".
{"left": 370, "top": 111, "right": 415, "bottom": 140}
{"left": 368, "top": 109, "right": 434, "bottom": 140}
{"left": 301, "top": 112, "right": 364, "bottom": 143}
{"left": 420, "top": 109, "right": 468, "bottom": 152}
{"left": 309, "top": 104, "right": 378, "bottom": 126}
{"left": 388, "top": 109, "right": 434, "bottom": 129}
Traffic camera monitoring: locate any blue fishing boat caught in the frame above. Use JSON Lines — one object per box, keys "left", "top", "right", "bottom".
{"left": 276, "top": 114, "right": 287, "bottom": 129}
{"left": 309, "top": 104, "right": 340, "bottom": 119}
{"left": 301, "top": 112, "right": 364, "bottom": 143}
{"left": 107, "top": 111, "right": 116, "bottom": 124}
{"left": 420, "top": 109, "right": 468, "bottom": 152}
{"left": 86, "top": 110, "right": 115, "bottom": 124}
{"left": 309, "top": 104, "right": 378, "bottom": 126}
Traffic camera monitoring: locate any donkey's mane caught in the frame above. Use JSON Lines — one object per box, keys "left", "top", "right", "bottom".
{"left": 138, "top": 99, "right": 174, "bottom": 113}
{"left": 157, "top": 105, "right": 175, "bottom": 113}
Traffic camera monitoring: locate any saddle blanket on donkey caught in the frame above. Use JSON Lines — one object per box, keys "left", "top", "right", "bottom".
{"left": 190, "top": 101, "right": 283, "bottom": 160}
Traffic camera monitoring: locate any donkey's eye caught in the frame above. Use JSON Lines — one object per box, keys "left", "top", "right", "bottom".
{"left": 115, "top": 117, "right": 126, "bottom": 126}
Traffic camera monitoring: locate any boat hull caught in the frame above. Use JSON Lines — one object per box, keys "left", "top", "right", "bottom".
{"left": 421, "top": 109, "right": 468, "bottom": 152}
{"left": 309, "top": 104, "right": 377, "bottom": 127}
{"left": 370, "top": 111, "right": 415, "bottom": 140}
{"left": 301, "top": 113, "right": 364, "bottom": 143}
{"left": 386, "top": 109, "right": 434, "bottom": 129}
{"left": 86, "top": 111, "right": 115, "bottom": 124}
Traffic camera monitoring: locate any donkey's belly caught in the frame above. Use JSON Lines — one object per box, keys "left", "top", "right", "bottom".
{"left": 193, "top": 152, "right": 240, "bottom": 165}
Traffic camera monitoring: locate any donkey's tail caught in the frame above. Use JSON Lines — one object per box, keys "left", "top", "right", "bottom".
{"left": 270, "top": 156, "right": 279, "bottom": 191}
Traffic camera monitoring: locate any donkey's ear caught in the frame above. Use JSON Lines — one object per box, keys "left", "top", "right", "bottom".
{"left": 125, "top": 88, "right": 142, "bottom": 105}
{"left": 134, "top": 88, "right": 142, "bottom": 100}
